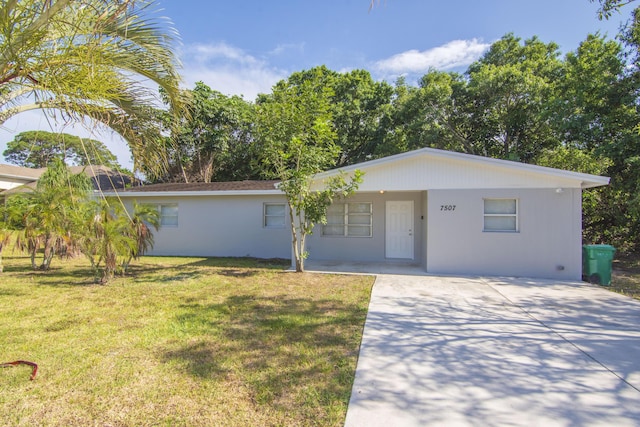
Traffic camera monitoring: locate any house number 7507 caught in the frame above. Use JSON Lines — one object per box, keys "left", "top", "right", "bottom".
{"left": 440, "top": 205, "right": 456, "bottom": 211}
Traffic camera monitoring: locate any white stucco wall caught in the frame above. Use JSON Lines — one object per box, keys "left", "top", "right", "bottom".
{"left": 124, "top": 186, "right": 584, "bottom": 279}
{"left": 426, "top": 188, "right": 583, "bottom": 280}
{"left": 126, "top": 194, "right": 291, "bottom": 259}
{"left": 421, "top": 190, "right": 429, "bottom": 269}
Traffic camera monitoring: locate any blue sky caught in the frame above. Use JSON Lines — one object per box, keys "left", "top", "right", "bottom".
{"left": 0, "top": 0, "right": 630, "bottom": 170}
{"left": 161, "top": 0, "right": 626, "bottom": 99}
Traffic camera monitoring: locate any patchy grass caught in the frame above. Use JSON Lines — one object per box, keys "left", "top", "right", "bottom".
{"left": 0, "top": 255, "right": 374, "bottom": 427}
{"left": 611, "top": 254, "right": 640, "bottom": 301}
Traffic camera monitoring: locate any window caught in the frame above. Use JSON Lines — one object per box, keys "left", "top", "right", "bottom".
{"left": 159, "top": 203, "right": 178, "bottom": 227}
{"left": 483, "top": 199, "right": 518, "bottom": 232}
{"left": 264, "top": 203, "right": 286, "bottom": 228}
{"left": 323, "top": 202, "right": 372, "bottom": 237}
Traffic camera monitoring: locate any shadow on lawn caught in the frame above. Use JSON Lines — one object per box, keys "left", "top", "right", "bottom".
{"left": 159, "top": 293, "right": 367, "bottom": 405}
{"left": 161, "top": 340, "right": 227, "bottom": 379}
{"left": 2, "top": 255, "right": 291, "bottom": 286}
{"left": 1, "top": 258, "right": 97, "bottom": 286}
{"left": 126, "top": 257, "right": 290, "bottom": 283}
{"left": 183, "top": 257, "right": 290, "bottom": 270}
{"left": 0, "top": 288, "right": 27, "bottom": 297}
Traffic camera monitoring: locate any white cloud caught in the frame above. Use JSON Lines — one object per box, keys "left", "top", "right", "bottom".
{"left": 180, "top": 41, "right": 287, "bottom": 99}
{"left": 268, "top": 42, "right": 305, "bottom": 56}
{"left": 189, "top": 42, "right": 260, "bottom": 66}
{"left": 375, "top": 39, "right": 490, "bottom": 74}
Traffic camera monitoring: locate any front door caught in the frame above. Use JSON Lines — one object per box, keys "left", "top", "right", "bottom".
{"left": 385, "top": 200, "right": 414, "bottom": 259}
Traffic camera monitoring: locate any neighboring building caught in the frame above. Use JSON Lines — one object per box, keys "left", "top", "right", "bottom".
{"left": 0, "top": 164, "right": 45, "bottom": 191}
{"left": 0, "top": 164, "right": 135, "bottom": 198}
{"left": 110, "top": 148, "right": 610, "bottom": 280}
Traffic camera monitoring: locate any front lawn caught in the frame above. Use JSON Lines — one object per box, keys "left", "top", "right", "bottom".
{"left": 0, "top": 256, "right": 374, "bottom": 427}
{"left": 612, "top": 254, "right": 640, "bottom": 300}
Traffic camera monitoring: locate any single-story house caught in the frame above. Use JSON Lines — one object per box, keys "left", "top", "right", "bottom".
{"left": 111, "top": 147, "right": 610, "bottom": 280}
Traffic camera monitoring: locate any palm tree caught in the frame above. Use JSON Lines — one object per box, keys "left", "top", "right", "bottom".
{"left": 77, "top": 199, "right": 159, "bottom": 282}
{"left": 12, "top": 159, "right": 93, "bottom": 270}
{"left": 81, "top": 199, "right": 137, "bottom": 283}
{"left": 0, "top": 222, "right": 12, "bottom": 273}
{"left": 122, "top": 201, "right": 160, "bottom": 272}
{"left": 0, "top": 0, "right": 184, "bottom": 176}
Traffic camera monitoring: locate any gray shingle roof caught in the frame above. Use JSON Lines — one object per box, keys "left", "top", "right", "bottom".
{"left": 120, "top": 180, "right": 280, "bottom": 193}
{"left": 1, "top": 165, "right": 135, "bottom": 194}
{"left": 68, "top": 165, "right": 137, "bottom": 191}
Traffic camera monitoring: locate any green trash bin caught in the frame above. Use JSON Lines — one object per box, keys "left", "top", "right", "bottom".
{"left": 582, "top": 244, "right": 616, "bottom": 286}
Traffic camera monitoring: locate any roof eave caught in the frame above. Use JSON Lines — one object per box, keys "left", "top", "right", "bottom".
{"left": 0, "top": 174, "right": 39, "bottom": 181}
{"left": 103, "top": 189, "right": 284, "bottom": 197}
{"left": 581, "top": 176, "right": 611, "bottom": 189}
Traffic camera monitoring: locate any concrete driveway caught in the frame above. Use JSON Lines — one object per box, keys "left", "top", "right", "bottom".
{"left": 343, "top": 275, "right": 640, "bottom": 427}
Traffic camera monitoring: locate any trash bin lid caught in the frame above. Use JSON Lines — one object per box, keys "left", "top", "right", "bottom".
{"left": 583, "top": 244, "right": 616, "bottom": 251}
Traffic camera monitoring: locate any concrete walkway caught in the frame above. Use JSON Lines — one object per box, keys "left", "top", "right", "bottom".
{"left": 343, "top": 274, "right": 640, "bottom": 427}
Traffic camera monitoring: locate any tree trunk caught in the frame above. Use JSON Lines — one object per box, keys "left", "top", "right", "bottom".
{"left": 41, "top": 237, "right": 53, "bottom": 270}
{"left": 30, "top": 249, "right": 37, "bottom": 270}
{"left": 180, "top": 162, "right": 189, "bottom": 183}
{"left": 288, "top": 203, "right": 304, "bottom": 272}
{"left": 0, "top": 239, "right": 6, "bottom": 272}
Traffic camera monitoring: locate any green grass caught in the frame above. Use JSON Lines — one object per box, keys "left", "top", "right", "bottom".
{"left": 611, "top": 254, "right": 640, "bottom": 300}
{"left": 0, "top": 255, "right": 374, "bottom": 427}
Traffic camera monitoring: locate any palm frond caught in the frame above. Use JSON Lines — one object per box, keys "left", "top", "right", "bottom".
{"left": 0, "top": 0, "right": 184, "bottom": 176}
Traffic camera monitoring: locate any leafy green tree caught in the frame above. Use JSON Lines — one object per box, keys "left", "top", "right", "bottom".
{"left": 256, "top": 72, "right": 362, "bottom": 272}
{"left": 551, "top": 35, "right": 628, "bottom": 151}
{"left": 367, "top": 77, "right": 411, "bottom": 158}
{"left": 591, "top": 0, "right": 637, "bottom": 19}
{"left": 153, "top": 68, "right": 391, "bottom": 182}
{"left": 281, "top": 66, "right": 394, "bottom": 167}
{"left": 533, "top": 28, "right": 640, "bottom": 252}
{"left": 3, "top": 131, "right": 120, "bottom": 169}
{"left": 465, "top": 34, "right": 562, "bottom": 162}
{"left": 381, "top": 35, "right": 563, "bottom": 164}
{"left": 156, "top": 82, "right": 256, "bottom": 183}
{"left": 380, "top": 71, "right": 476, "bottom": 158}
{"left": 0, "top": 0, "right": 183, "bottom": 177}
{"left": 597, "top": 20, "right": 640, "bottom": 251}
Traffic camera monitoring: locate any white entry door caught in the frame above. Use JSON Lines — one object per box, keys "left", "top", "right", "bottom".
{"left": 385, "top": 201, "right": 414, "bottom": 259}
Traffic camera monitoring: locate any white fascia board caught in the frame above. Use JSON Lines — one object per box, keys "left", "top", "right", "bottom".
{"left": 0, "top": 174, "right": 37, "bottom": 182}
{"left": 102, "top": 190, "right": 284, "bottom": 197}
{"left": 579, "top": 177, "right": 611, "bottom": 189}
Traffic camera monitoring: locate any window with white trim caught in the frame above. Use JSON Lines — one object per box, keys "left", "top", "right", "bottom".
{"left": 159, "top": 203, "right": 178, "bottom": 227}
{"left": 264, "top": 203, "right": 286, "bottom": 228}
{"left": 323, "top": 202, "right": 372, "bottom": 237}
{"left": 483, "top": 199, "right": 518, "bottom": 232}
